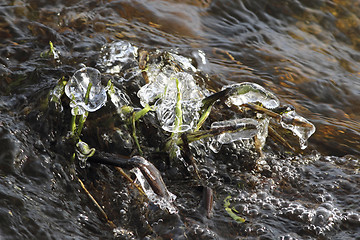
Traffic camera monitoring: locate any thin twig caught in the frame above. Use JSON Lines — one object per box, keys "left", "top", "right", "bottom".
{"left": 268, "top": 126, "right": 296, "bottom": 152}
{"left": 77, "top": 177, "right": 116, "bottom": 228}
{"left": 115, "top": 167, "right": 147, "bottom": 197}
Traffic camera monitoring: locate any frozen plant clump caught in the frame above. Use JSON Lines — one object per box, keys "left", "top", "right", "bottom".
{"left": 223, "top": 82, "right": 280, "bottom": 109}
{"left": 97, "top": 41, "right": 140, "bottom": 80}
{"left": 209, "top": 118, "right": 259, "bottom": 153}
{"left": 137, "top": 52, "right": 205, "bottom": 133}
{"left": 280, "top": 110, "right": 316, "bottom": 149}
{"left": 218, "top": 82, "right": 315, "bottom": 150}
{"left": 65, "top": 67, "right": 108, "bottom": 116}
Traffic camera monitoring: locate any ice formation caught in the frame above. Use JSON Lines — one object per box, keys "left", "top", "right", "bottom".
{"left": 75, "top": 141, "right": 95, "bottom": 168}
{"left": 280, "top": 110, "right": 316, "bottom": 149}
{"left": 49, "top": 79, "right": 66, "bottom": 112}
{"left": 137, "top": 52, "right": 205, "bottom": 133}
{"left": 223, "top": 82, "right": 280, "bottom": 109}
{"left": 131, "top": 159, "right": 178, "bottom": 214}
{"left": 65, "top": 67, "right": 108, "bottom": 116}
{"left": 209, "top": 118, "right": 259, "bottom": 153}
{"left": 107, "top": 82, "right": 131, "bottom": 118}
{"left": 97, "top": 41, "right": 140, "bottom": 80}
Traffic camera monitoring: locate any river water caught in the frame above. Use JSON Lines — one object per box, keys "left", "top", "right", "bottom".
{"left": 0, "top": 0, "right": 360, "bottom": 239}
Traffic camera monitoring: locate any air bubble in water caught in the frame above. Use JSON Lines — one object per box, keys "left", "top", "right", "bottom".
{"left": 222, "top": 82, "right": 280, "bottom": 109}
{"left": 65, "top": 67, "right": 108, "bottom": 115}
{"left": 234, "top": 189, "right": 344, "bottom": 237}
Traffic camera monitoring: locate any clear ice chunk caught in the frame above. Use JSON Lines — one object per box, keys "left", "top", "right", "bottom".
{"left": 192, "top": 49, "right": 209, "bottom": 72}
{"left": 49, "top": 79, "right": 66, "bottom": 112}
{"left": 107, "top": 82, "right": 131, "bottom": 118}
{"left": 168, "top": 51, "right": 197, "bottom": 72}
{"left": 255, "top": 117, "right": 270, "bottom": 150}
{"left": 222, "top": 82, "right": 280, "bottom": 109}
{"left": 65, "top": 67, "right": 108, "bottom": 115}
{"left": 137, "top": 53, "right": 204, "bottom": 133}
{"left": 132, "top": 167, "right": 178, "bottom": 214}
{"left": 280, "top": 110, "right": 316, "bottom": 149}
{"left": 209, "top": 118, "right": 259, "bottom": 153}
{"left": 97, "top": 41, "right": 140, "bottom": 80}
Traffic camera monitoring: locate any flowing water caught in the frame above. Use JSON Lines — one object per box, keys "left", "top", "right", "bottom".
{"left": 1, "top": 0, "right": 360, "bottom": 239}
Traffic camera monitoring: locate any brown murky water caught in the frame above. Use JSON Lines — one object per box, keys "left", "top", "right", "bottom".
{"left": 1, "top": 0, "right": 360, "bottom": 239}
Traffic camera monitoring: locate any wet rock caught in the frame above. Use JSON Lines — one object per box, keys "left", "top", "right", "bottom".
{"left": 22, "top": 156, "right": 51, "bottom": 182}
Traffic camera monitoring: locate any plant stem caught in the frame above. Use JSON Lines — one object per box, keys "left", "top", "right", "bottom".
{"left": 132, "top": 112, "right": 143, "bottom": 155}
{"left": 173, "top": 77, "right": 183, "bottom": 134}
{"left": 176, "top": 124, "right": 257, "bottom": 145}
{"left": 115, "top": 167, "right": 146, "bottom": 196}
{"left": 71, "top": 114, "right": 77, "bottom": 133}
{"left": 166, "top": 77, "right": 183, "bottom": 159}
{"left": 70, "top": 152, "right": 76, "bottom": 164}
{"left": 195, "top": 88, "right": 232, "bottom": 131}
{"left": 224, "top": 196, "right": 245, "bottom": 223}
{"left": 134, "top": 104, "right": 152, "bottom": 121}
{"left": 78, "top": 177, "right": 116, "bottom": 228}
{"left": 76, "top": 112, "right": 88, "bottom": 137}
{"left": 76, "top": 82, "right": 92, "bottom": 137}
{"left": 84, "top": 81, "right": 92, "bottom": 105}
{"left": 49, "top": 41, "right": 55, "bottom": 55}
{"left": 195, "top": 104, "right": 212, "bottom": 131}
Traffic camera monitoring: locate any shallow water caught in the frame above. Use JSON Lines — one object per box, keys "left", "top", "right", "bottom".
{"left": 1, "top": 0, "right": 360, "bottom": 239}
